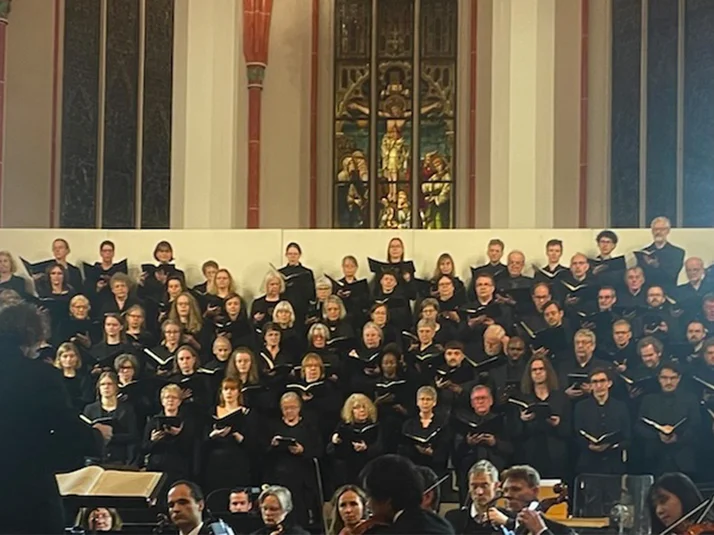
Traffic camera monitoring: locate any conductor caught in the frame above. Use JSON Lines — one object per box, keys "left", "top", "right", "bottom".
{"left": 0, "top": 301, "right": 109, "bottom": 534}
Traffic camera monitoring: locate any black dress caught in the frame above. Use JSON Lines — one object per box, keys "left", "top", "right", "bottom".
{"left": 62, "top": 373, "right": 94, "bottom": 412}
{"left": 203, "top": 407, "right": 257, "bottom": 493}
{"left": 399, "top": 412, "right": 451, "bottom": 475}
{"left": 264, "top": 417, "right": 322, "bottom": 528}
{"left": 511, "top": 390, "right": 571, "bottom": 479}
{"left": 83, "top": 401, "right": 139, "bottom": 465}
{"left": 328, "top": 420, "right": 383, "bottom": 486}
{"left": 142, "top": 409, "right": 199, "bottom": 484}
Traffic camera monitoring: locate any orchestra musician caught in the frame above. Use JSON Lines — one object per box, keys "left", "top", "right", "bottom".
{"left": 647, "top": 472, "right": 714, "bottom": 535}
{"left": 500, "top": 465, "right": 574, "bottom": 535}
{"left": 444, "top": 460, "right": 508, "bottom": 534}
{"left": 358, "top": 454, "right": 454, "bottom": 534}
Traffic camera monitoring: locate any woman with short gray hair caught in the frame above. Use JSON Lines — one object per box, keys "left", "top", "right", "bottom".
{"left": 256, "top": 485, "right": 309, "bottom": 534}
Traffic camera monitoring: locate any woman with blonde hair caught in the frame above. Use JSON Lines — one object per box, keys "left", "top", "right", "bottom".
{"left": 205, "top": 268, "right": 238, "bottom": 317}
{"left": 168, "top": 291, "right": 207, "bottom": 357}
{"left": 145, "top": 319, "right": 183, "bottom": 376}
{"left": 306, "top": 323, "right": 341, "bottom": 382}
{"left": 328, "top": 393, "right": 383, "bottom": 485}
{"left": 323, "top": 294, "right": 355, "bottom": 341}
{"left": 272, "top": 300, "right": 305, "bottom": 361}
{"left": 54, "top": 342, "right": 93, "bottom": 411}
{"left": 142, "top": 383, "right": 196, "bottom": 484}
{"left": 328, "top": 485, "right": 368, "bottom": 535}
{"left": 251, "top": 270, "right": 285, "bottom": 330}
{"left": 430, "top": 252, "right": 466, "bottom": 299}
{"left": 0, "top": 250, "right": 26, "bottom": 295}
{"left": 286, "top": 353, "right": 341, "bottom": 443}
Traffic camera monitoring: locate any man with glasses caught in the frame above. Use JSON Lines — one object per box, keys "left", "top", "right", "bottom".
{"left": 635, "top": 361, "right": 700, "bottom": 478}
{"left": 573, "top": 368, "right": 630, "bottom": 476}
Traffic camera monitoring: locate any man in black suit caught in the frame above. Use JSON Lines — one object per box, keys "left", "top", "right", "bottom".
{"left": 167, "top": 481, "right": 214, "bottom": 535}
{"left": 501, "top": 465, "right": 574, "bottom": 535}
{"left": 0, "top": 302, "right": 107, "bottom": 535}
{"left": 360, "top": 454, "right": 454, "bottom": 534}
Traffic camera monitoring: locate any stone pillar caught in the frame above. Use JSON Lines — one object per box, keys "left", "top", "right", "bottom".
{"left": 0, "top": 0, "right": 11, "bottom": 225}
{"left": 170, "top": 0, "right": 246, "bottom": 229}
{"left": 489, "top": 0, "right": 582, "bottom": 228}
{"left": 243, "top": 0, "right": 273, "bottom": 229}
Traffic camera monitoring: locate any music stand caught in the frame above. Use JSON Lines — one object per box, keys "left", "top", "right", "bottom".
{"left": 572, "top": 474, "right": 653, "bottom": 535}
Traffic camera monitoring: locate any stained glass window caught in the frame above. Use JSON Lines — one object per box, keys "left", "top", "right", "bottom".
{"left": 332, "top": 0, "right": 458, "bottom": 229}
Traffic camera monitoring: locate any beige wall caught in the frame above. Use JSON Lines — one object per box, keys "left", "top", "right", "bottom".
{"left": 1, "top": 228, "right": 704, "bottom": 301}
{"left": 553, "top": 0, "right": 582, "bottom": 228}
{"left": 4, "top": 0, "right": 597, "bottom": 230}
{"left": 3, "top": 0, "right": 56, "bottom": 228}
{"left": 260, "top": 0, "right": 312, "bottom": 229}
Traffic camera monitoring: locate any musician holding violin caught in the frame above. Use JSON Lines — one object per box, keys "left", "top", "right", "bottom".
{"left": 500, "top": 465, "right": 574, "bottom": 535}
{"left": 445, "top": 460, "right": 510, "bottom": 534}
{"left": 355, "top": 454, "right": 454, "bottom": 534}
{"left": 648, "top": 472, "right": 714, "bottom": 535}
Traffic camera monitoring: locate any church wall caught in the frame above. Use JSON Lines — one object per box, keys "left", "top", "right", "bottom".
{"left": 3, "top": 228, "right": 709, "bottom": 302}
{"left": 3, "top": 0, "right": 56, "bottom": 228}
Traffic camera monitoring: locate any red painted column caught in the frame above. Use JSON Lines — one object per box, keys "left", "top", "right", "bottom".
{"left": 0, "top": 1, "right": 11, "bottom": 226}
{"left": 579, "top": 0, "right": 589, "bottom": 228}
{"left": 243, "top": 0, "right": 274, "bottom": 229}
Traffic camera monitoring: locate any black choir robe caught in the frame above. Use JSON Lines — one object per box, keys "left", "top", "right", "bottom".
{"left": 143, "top": 409, "right": 199, "bottom": 483}
{"left": 250, "top": 295, "right": 282, "bottom": 331}
{"left": 0, "top": 274, "right": 27, "bottom": 295}
{"left": 533, "top": 264, "right": 568, "bottom": 285}
{"left": 434, "top": 362, "right": 476, "bottom": 413}
{"left": 211, "top": 313, "right": 257, "bottom": 351}
{"left": 284, "top": 378, "right": 342, "bottom": 444}
{"left": 88, "top": 340, "right": 137, "bottom": 375}
{"left": 328, "top": 420, "right": 383, "bottom": 485}
{"left": 511, "top": 390, "right": 571, "bottom": 479}
{"left": 640, "top": 241, "right": 685, "bottom": 292}
{"left": 452, "top": 408, "right": 513, "bottom": 502}
{"left": 264, "top": 417, "right": 322, "bottom": 527}
{"left": 374, "top": 374, "right": 413, "bottom": 452}
{"left": 203, "top": 407, "right": 257, "bottom": 492}
{"left": 573, "top": 395, "right": 631, "bottom": 475}
{"left": 635, "top": 389, "right": 701, "bottom": 476}
{"left": 398, "top": 412, "right": 451, "bottom": 475}
{"left": 62, "top": 372, "right": 95, "bottom": 412}
{"left": 490, "top": 356, "right": 528, "bottom": 402}
{"left": 83, "top": 401, "right": 139, "bottom": 465}
{"left": 279, "top": 263, "right": 316, "bottom": 323}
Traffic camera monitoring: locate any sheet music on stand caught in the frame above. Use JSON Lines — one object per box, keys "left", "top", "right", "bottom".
{"left": 56, "top": 466, "right": 167, "bottom": 509}
{"left": 572, "top": 473, "right": 654, "bottom": 535}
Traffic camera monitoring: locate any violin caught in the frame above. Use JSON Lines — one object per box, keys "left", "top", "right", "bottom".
{"left": 340, "top": 517, "right": 391, "bottom": 535}
{"left": 680, "top": 522, "right": 714, "bottom": 535}
{"left": 538, "top": 483, "right": 569, "bottom": 514}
